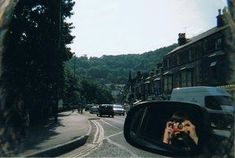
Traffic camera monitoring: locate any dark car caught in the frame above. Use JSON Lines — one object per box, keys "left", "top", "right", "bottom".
{"left": 97, "top": 104, "right": 114, "bottom": 117}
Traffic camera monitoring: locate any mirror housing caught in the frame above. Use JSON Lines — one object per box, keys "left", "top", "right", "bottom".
{"left": 124, "top": 101, "right": 210, "bottom": 157}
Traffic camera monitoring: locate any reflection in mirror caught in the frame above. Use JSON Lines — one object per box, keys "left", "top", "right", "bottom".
{"left": 162, "top": 111, "right": 198, "bottom": 150}
{"left": 126, "top": 101, "right": 208, "bottom": 156}
{"left": 125, "top": 101, "right": 234, "bottom": 157}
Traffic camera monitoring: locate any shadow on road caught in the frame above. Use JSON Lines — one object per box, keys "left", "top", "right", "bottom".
{"left": 58, "top": 112, "right": 73, "bottom": 117}
{"left": 18, "top": 118, "right": 64, "bottom": 155}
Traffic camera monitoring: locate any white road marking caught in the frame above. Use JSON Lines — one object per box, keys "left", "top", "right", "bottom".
{"left": 104, "top": 131, "right": 123, "bottom": 139}
{"left": 61, "top": 120, "right": 104, "bottom": 158}
{"left": 106, "top": 138, "right": 139, "bottom": 158}
{"left": 80, "top": 120, "right": 103, "bottom": 157}
{"left": 101, "top": 119, "right": 122, "bottom": 130}
{"left": 87, "top": 119, "right": 92, "bottom": 135}
{"left": 60, "top": 118, "right": 128, "bottom": 158}
{"left": 104, "top": 117, "right": 125, "bottom": 125}
{"left": 97, "top": 120, "right": 104, "bottom": 143}
{"left": 92, "top": 120, "right": 99, "bottom": 144}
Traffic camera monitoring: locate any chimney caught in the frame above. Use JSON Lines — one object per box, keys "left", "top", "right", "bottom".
{"left": 217, "top": 9, "right": 224, "bottom": 27}
{"left": 178, "top": 33, "right": 186, "bottom": 46}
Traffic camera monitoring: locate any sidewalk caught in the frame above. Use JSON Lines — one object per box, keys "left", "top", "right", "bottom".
{"left": 17, "top": 111, "right": 91, "bottom": 157}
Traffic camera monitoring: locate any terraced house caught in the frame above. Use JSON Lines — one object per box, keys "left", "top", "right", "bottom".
{"left": 161, "top": 9, "right": 234, "bottom": 97}
{"left": 126, "top": 8, "right": 235, "bottom": 102}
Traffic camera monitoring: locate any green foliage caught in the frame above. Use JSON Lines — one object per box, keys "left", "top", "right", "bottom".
{"left": 64, "top": 45, "right": 177, "bottom": 105}
{"left": 80, "top": 80, "right": 114, "bottom": 104}
{"left": 63, "top": 69, "right": 80, "bottom": 106}
{"left": 2, "top": 0, "right": 75, "bottom": 124}
{"left": 65, "top": 44, "right": 177, "bottom": 85}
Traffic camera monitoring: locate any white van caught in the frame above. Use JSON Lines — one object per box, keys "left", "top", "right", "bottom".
{"left": 170, "top": 86, "right": 234, "bottom": 129}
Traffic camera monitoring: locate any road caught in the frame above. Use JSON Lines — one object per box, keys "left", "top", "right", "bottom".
{"left": 61, "top": 113, "right": 167, "bottom": 158}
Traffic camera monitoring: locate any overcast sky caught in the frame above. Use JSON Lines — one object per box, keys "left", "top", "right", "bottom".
{"left": 69, "top": 0, "right": 227, "bottom": 57}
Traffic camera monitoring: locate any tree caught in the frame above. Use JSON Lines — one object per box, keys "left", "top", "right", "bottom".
{"left": 63, "top": 69, "right": 80, "bottom": 107}
{"left": 2, "top": 0, "right": 75, "bottom": 125}
{"left": 65, "top": 44, "right": 177, "bottom": 85}
{"left": 80, "top": 80, "right": 114, "bottom": 104}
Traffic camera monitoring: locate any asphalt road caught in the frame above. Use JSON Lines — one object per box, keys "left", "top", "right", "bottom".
{"left": 59, "top": 112, "right": 234, "bottom": 158}
{"left": 61, "top": 114, "right": 167, "bottom": 158}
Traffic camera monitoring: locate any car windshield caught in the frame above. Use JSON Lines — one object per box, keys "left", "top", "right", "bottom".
{"left": 205, "top": 96, "right": 234, "bottom": 109}
{"left": 0, "top": 0, "right": 234, "bottom": 158}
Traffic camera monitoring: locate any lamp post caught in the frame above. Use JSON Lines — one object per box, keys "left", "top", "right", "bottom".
{"left": 53, "top": 0, "right": 62, "bottom": 122}
{"left": 74, "top": 57, "right": 76, "bottom": 79}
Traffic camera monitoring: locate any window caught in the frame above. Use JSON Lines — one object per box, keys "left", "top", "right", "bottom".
{"left": 150, "top": 82, "right": 154, "bottom": 94}
{"left": 164, "top": 77, "right": 168, "bottom": 91}
{"left": 167, "top": 76, "right": 172, "bottom": 90}
{"left": 164, "top": 76, "right": 172, "bottom": 91}
{"left": 215, "top": 38, "right": 222, "bottom": 50}
{"left": 197, "top": 42, "right": 203, "bottom": 57}
{"left": 203, "top": 39, "right": 207, "bottom": 53}
{"left": 208, "top": 37, "right": 215, "bottom": 52}
{"left": 186, "top": 71, "right": 192, "bottom": 87}
{"left": 173, "top": 74, "right": 178, "bottom": 88}
{"left": 173, "top": 73, "right": 181, "bottom": 88}
{"left": 167, "top": 59, "right": 170, "bottom": 68}
{"left": 163, "top": 60, "right": 168, "bottom": 69}
{"left": 181, "top": 71, "right": 187, "bottom": 87}
{"left": 182, "top": 51, "right": 188, "bottom": 64}
{"left": 191, "top": 48, "right": 197, "bottom": 60}
{"left": 193, "top": 66, "right": 200, "bottom": 86}
{"left": 205, "top": 96, "right": 234, "bottom": 110}
{"left": 172, "top": 55, "right": 177, "bottom": 66}
{"left": 188, "top": 50, "right": 192, "bottom": 61}
{"left": 155, "top": 80, "right": 161, "bottom": 95}
{"left": 176, "top": 54, "right": 179, "bottom": 65}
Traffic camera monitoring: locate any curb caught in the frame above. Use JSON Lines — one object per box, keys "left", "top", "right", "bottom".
{"left": 26, "top": 135, "right": 89, "bottom": 157}
{"left": 24, "top": 118, "right": 92, "bottom": 157}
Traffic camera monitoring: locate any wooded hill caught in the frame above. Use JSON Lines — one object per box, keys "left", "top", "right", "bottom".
{"left": 65, "top": 44, "right": 177, "bottom": 84}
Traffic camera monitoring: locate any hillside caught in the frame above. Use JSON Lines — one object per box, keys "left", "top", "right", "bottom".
{"left": 65, "top": 44, "right": 177, "bottom": 84}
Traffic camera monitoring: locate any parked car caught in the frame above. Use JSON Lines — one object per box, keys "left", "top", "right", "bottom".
{"left": 89, "top": 105, "right": 99, "bottom": 114}
{"left": 97, "top": 104, "right": 114, "bottom": 117}
{"left": 113, "top": 104, "right": 125, "bottom": 115}
{"left": 85, "top": 104, "right": 94, "bottom": 111}
{"left": 170, "top": 86, "right": 235, "bottom": 129}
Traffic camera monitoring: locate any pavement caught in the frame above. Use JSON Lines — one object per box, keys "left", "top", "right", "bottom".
{"left": 16, "top": 111, "right": 91, "bottom": 157}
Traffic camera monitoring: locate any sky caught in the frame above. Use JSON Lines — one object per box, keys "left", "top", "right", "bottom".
{"left": 69, "top": 0, "right": 227, "bottom": 57}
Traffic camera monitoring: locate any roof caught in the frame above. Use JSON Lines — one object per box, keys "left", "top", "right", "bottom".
{"left": 163, "top": 71, "right": 173, "bottom": 75}
{"left": 154, "top": 77, "right": 161, "bottom": 81}
{"left": 167, "top": 25, "right": 229, "bottom": 56}
{"left": 172, "top": 86, "right": 231, "bottom": 96}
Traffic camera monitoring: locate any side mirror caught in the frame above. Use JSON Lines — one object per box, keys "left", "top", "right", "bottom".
{"left": 124, "top": 101, "right": 210, "bottom": 157}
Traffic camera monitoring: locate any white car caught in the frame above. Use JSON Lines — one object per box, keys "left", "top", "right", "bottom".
{"left": 89, "top": 105, "right": 99, "bottom": 114}
{"left": 170, "top": 86, "right": 234, "bottom": 129}
{"left": 113, "top": 104, "right": 125, "bottom": 116}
